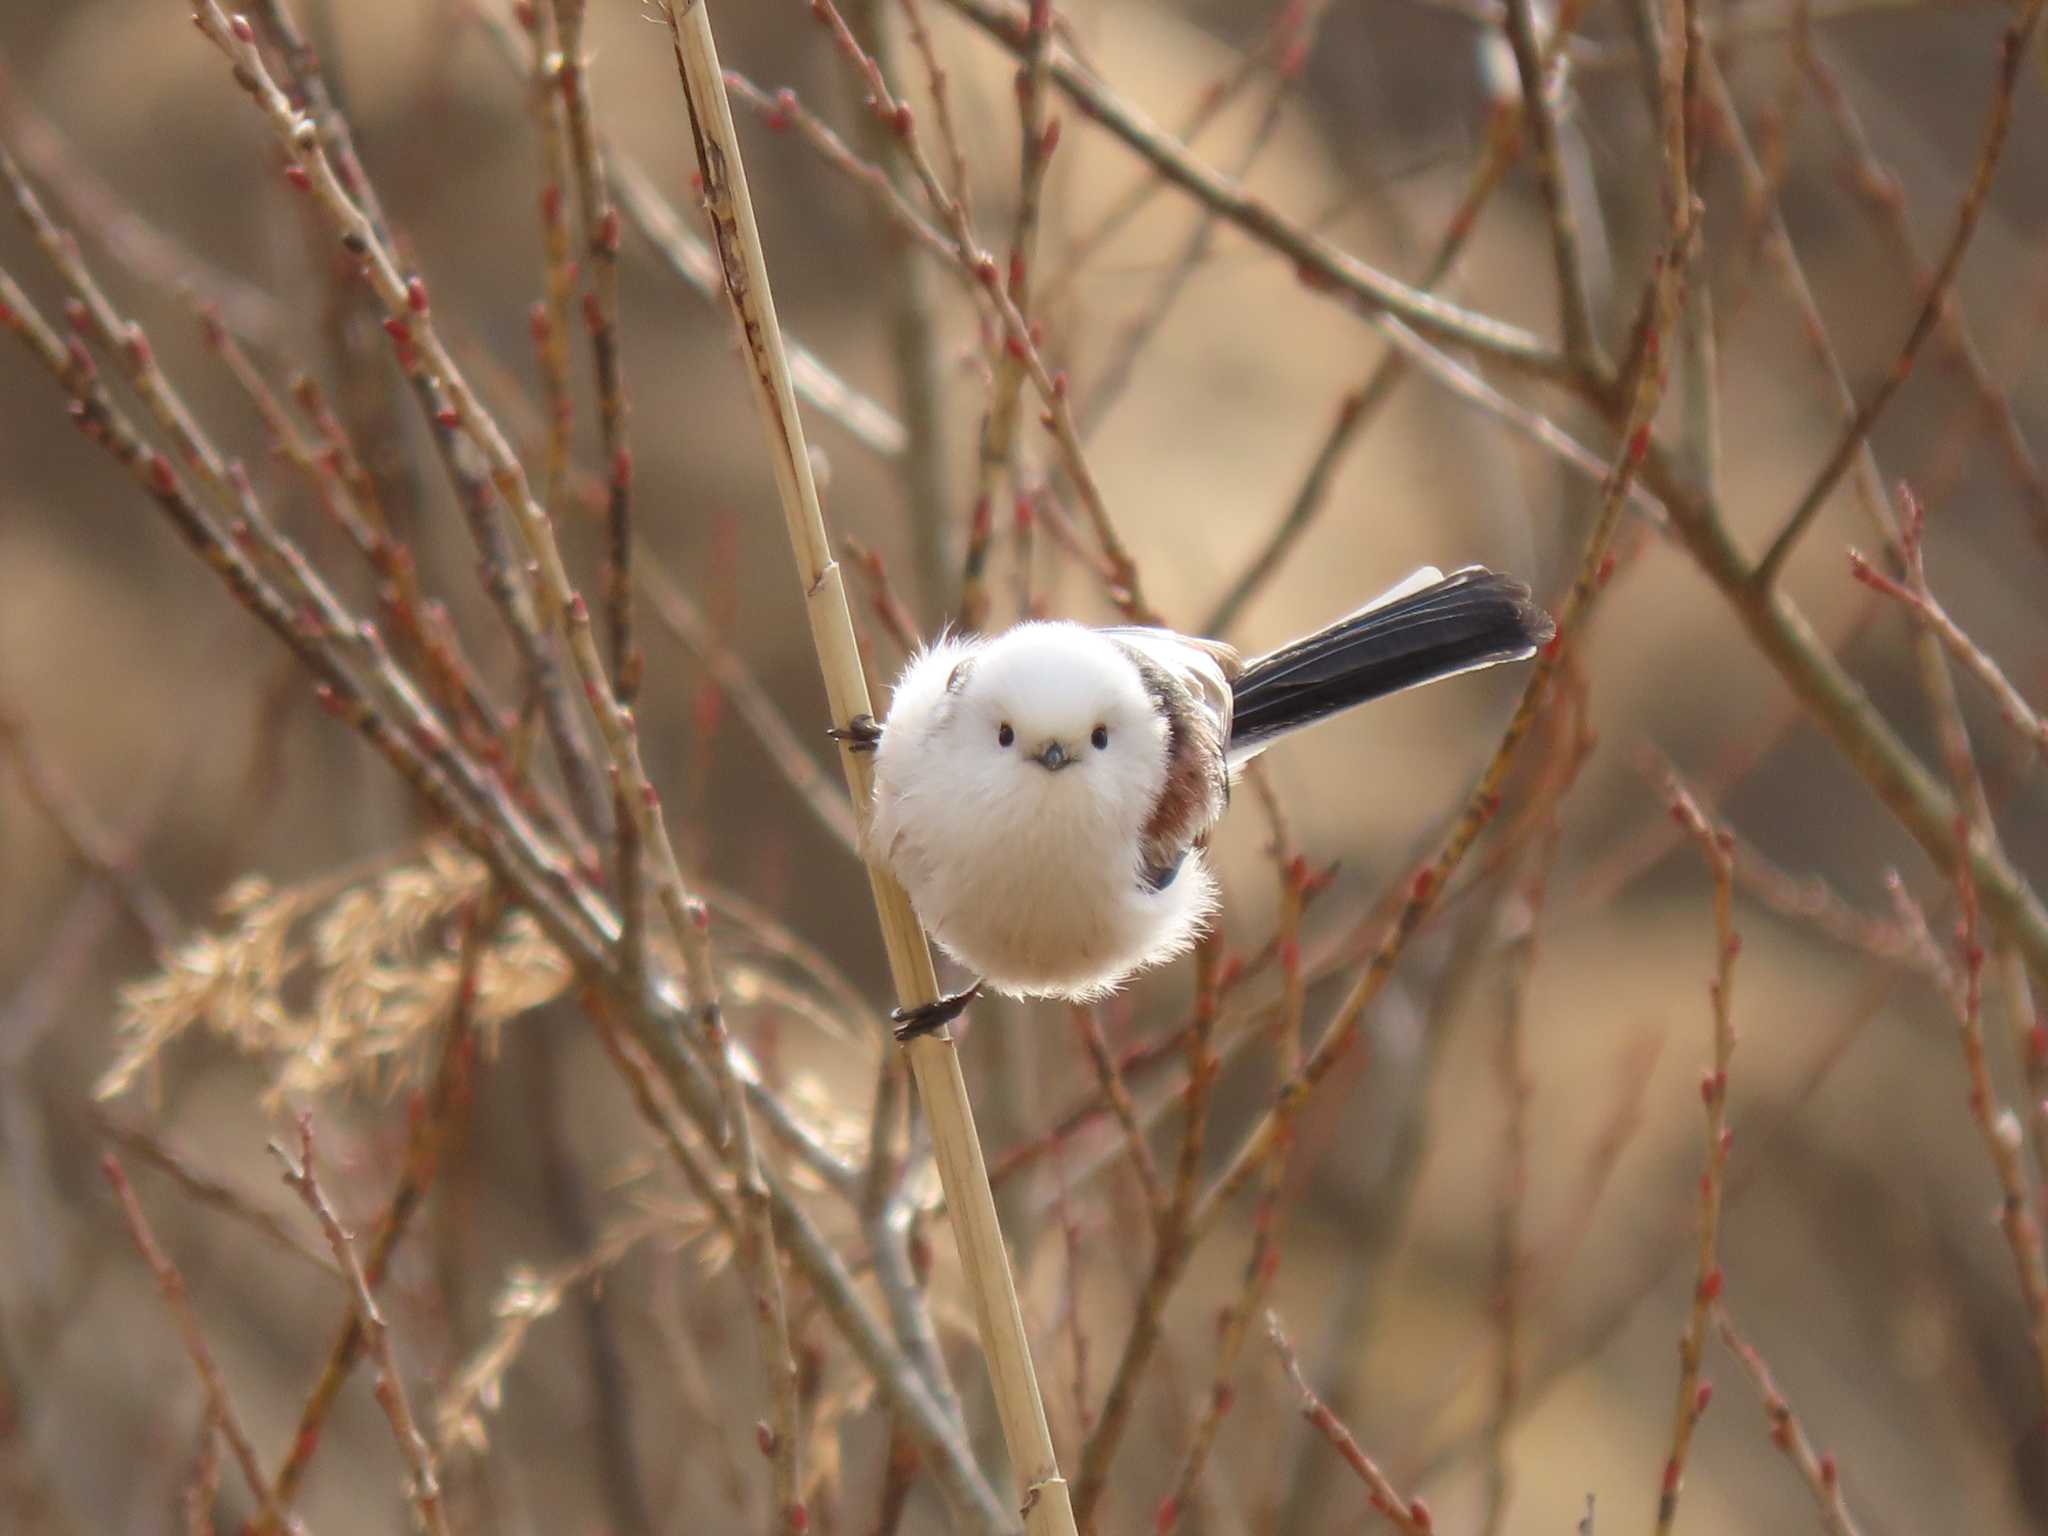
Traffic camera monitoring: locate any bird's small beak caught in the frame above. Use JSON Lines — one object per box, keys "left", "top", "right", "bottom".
{"left": 1032, "top": 740, "right": 1073, "bottom": 771}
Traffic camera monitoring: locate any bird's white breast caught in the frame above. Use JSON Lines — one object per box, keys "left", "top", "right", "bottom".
{"left": 867, "top": 635, "right": 1216, "bottom": 999}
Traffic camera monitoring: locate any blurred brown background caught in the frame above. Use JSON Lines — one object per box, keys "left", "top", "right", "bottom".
{"left": 2, "top": 1, "right": 2046, "bottom": 1532}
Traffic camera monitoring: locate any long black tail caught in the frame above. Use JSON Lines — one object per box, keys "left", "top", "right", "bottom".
{"left": 1227, "top": 566, "right": 1552, "bottom": 762}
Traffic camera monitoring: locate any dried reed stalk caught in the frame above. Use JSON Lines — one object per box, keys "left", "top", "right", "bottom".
{"left": 662, "top": 7, "right": 1073, "bottom": 1533}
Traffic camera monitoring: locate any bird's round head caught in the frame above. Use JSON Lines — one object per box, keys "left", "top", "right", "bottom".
{"left": 944, "top": 622, "right": 1171, "bottom": 813}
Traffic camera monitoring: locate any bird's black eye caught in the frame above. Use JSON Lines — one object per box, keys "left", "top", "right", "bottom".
{"left": 998, "top": 723, "right": 1014, "bottom": 748}
{"left": 1091, "top": 725, "right": 1110, "bottom": 750}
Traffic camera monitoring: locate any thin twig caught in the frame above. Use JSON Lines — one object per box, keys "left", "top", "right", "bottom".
{"left": 664, "top": 9, "right": 1062, "bottom": 1532}
{"left": 807, "top": 0, "right": 1157, "bottom": 626}
{"left": 963, "top": 0, "right": 1053, "bottom": 630}
{"left": 1798, "top": 43, "right": 2048, "bottom": 548}
{"left": 852, "top": 0, "right": 956, "bottom": 619}
{"left": 0, "top": 705, "right": 178, "bottom": 950}
{"left": 2, "top": 187, "right": 1003, "bottom": 1536}
{"left": 467, "top": 3, "right": 913, "bottom": 461}
{"left": 1264, "top": 1311, "right": 1432, "bottom": 1535}
{"left": 1067, "top": 1005, "right": 1165, "bottom": 1222}
{"left": 271, "top": 1116, "right": 453, "bottom": 1536}
{"left": 1500, "top": 0, "right": 1603, "bottom": 371}
{"left": 1751, "top": 0, "right": 2047, "bottom": 585}
{"left": 247, "top": 4, "right": 612, "bottom": 844}
{"left": 1072, "top": 127, "right": 1693, "bottom": 1518}
{"left": 1713, "top": 1309, "right": 1866, "bottom": 1536}
{"left": 102, "top": 1156, "right": 285, "bottom": 1531}
{"left": 549, "top": 0, "right": 637, "bottom": 705}
{"left": 521, "top": 0, "right": 577, "bottom": 519}
{"left": 935, "top": 0, "right": 1572, "bottom": 382}
{"left": 92, "top": 1115, "right": 338, "bottom": 1279}
{"left": 1847, "top": 550, "right": 2048, "bottom": 767}
{"left": 637, "top": 562, "right": 863, "bottom": 856}
{"left": 1653, "top": 774, "right": 1740, "bottom": 1535}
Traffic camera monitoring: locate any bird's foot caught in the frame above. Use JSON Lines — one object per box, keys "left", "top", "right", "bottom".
{"left": 891, "top": 981, "right": 983, "bottom": 1043}
{"left": 827, "top": 714, "right": 883, "bottom": 753}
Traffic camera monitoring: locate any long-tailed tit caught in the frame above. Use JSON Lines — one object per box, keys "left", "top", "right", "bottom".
{"left": 838, "top": 565, "right": 1553, "bottom": 1038}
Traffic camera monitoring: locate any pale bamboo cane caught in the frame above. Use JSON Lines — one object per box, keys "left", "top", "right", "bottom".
{"left": 663, "top": 8, "right": 1076, "bottom": 1533}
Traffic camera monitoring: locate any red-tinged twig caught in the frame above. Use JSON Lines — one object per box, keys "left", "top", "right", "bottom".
{"left": 1848, "top": 551, "right": 2048, "bottom": 768}
{"left": 1182, "top": 188, "right": 1694, "bottom": 1270}
{"left": 1713, "top": 1309, "right": 1866, "bottom": 1536}
{"left": 101, "top": 1156, "right": 285, "bottom": 1531}
{"left": 1156, "top": 780, "right": 1311, "bottom": 1535}
{"left": 5, "top": 139, "right": 472, "bottom": 788}
{"left": 1654, "top": 773, "right": 1740, "bottom": 1535}
{"left": 271, "top": 1116, "right": 453, "bottom": 1536}
{"left": 1895, "top": 884, "right": 2048, "bottom": 1410}
{"left": 1040, "top": 0, "right": 1306, "bottom": 310}
{"left": 806, "top": 0, "right": 1157, "bottom": 626}
{"left": 850, "top": 0, "right": 958, "bottom": 620}
{"left": 1155, "top": 1121, "right": 1290, "bottom": 1536}
{"left": 470, "top": 2, "right": 909, "bottom": 462}
{"left": 935, "top": 0, "right": 1572, "bottom": 384}
{"left": 263, "top": 904, "right": 491, "bottom": 1524}
{"left": 1799, "top": 44, "right": 2048, "bottom": 548}
{"left": 1075, "top": 177, "right": 1692, "bottom": 1516}
{"left": 1690, "top": 55, "right": 1886, "bottom": 531}
{"left": 1624, "top": 748, "right": 1916, "bottom": 967}
{"left": 0, "top": 264, "right": 606, "bottom": 965}
{"left": 894, "top": 0, "right": 974, "bottom": 219}
{"left": 1005, "top": 0, "right": 1054, "bottom": 289}
{"left": 183, "top": 1408, "right": 223, "bottom": 1536}
{"left": 1068, "top": 1005, "right": 1165, "bottom": 1222}
{"left": 960, "top": 0, "right": 1054, "bottom": 630}
{"left": 1851, "top": 485, "right": 2048, "bottom": 1173}
{"left": 1750, "top": 0, "right": 2047, "bottom": 587}
{"left": 726, "top": 70, "right": 959, "bottom": 271}
{"left": 1, "top": 159, "right": 997, "bottom": 1536}
{"left": 1264, "top": 1311, "right": 1433, "bottom": 1536}
{"left": 584, "top": 993, "right": 740, "bottom": 1237}
{"left": 1200, "top": 77, "right": 1530, "bottom": 636}
{"left": 519, "top": 0, "right": 578, "bottom": 520}
{"left": 1621, "top": 77, "right": 2048, "bottom": 1032}
{"left": 843, "top": 537, "right": 925, "bottom": 663}
{"left": 523, "top": 1024, "right": 657, "bottom": 1536}
{"left": 93, "top": 1114, "right": 337, "bottom": 1278}
{"left": 1070, "top": 938, "right": 1223, "bottom": 1527}
{"left": 1406, "top": 952, "right": 1908, "bottom": 1491}
{"left": 251, "top": 0, "right": 424, "bottom": 532}
{"left": 202, "top": 323, "right": 519, "bottom": 797}
{"left": 194, "top": 10, "right": 787, "bottom": 1324}
{"left": 1500, "top": 0, "right": 1603, "bottom": 372}
{"left": 213, "top": 3, "right": 621, "bottom": 853}
{"left": 1075, "top": 6, "right": 1323, "bottom": 443}
{"left": 636, "top": 564, "right": 863, "bottom": 857}
{"left": 1718, "top": 0, "right": 1812, "bottom": 331}
{"left": 0, "top": 707, "right": 178, "bottom": 951}
{"left": 1734, "top": 833, "right": 1916, "bottom": 965}
{"left": 0, "top": 148, "right": 240, "bottom": 520}
{"left": 0, "top": 64, "right": 283, "bottom": 342}
{"left": 549, "top": 0, "right": 637, "bottom": 708}
{"left": 1480, "top": 831, "right": 1557, "bottom": 1536}
{"left": 989, "top": 866, "right": 1344, "bottom": 1196}
{"left": 612, "top": 147, "right": 908, "bottom": 460}
{"left": 1048, "top": 1131, "right": 1093, "bottom": 1441}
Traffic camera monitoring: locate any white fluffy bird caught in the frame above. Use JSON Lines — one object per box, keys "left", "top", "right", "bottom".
{"left": 840, "top": 566, "right": 1552, "bottom": 1038}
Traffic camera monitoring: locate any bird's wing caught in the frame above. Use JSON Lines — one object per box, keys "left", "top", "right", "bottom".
{"left": 1097, "top": 627, "right": 1238, "bottom": 746}
{"left": 1103, "top": 629, "right": 1237, "bottom": 882}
